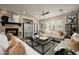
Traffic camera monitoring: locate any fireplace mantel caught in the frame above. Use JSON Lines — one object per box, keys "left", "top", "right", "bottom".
{"left": 1, "top": 22, "right": 21, "bottom": 26}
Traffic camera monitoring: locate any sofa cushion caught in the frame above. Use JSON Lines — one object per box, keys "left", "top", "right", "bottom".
{"left": 49, "top": 31, "right": 64, "bottom": 39}
{"left": 9, "top": 42, "right": 26, "bottom": 55}
{"left": 0, "top": 33, "right": 9, "bottom": 50}
{"left": 68, "top": 40, "right": 79, "bottom": 51}
{"left": 7, "top": 33, "right": 14, "bottom": 41}
{"left": 71, "top": 33, "right": 79, "bottom": 42}
{"left": 0, "top": 44, "right": 6, "bottom": 55}
{"left": 0, "top": 33, "right": 9, "bottom": 54}
{"left": 8, "top": 36, "right": 17, "bottom": 50}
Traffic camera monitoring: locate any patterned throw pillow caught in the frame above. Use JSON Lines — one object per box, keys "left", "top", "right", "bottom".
{"left": 68, "top": 40, "right": 79, "bottom": 51}
{"left": 8, "top": 36, "right": 17, "bottom": 50}
{"left": 7, "top": 33, "right": 26, "bottom": 55}
{"left": 71, "top": 33, "right": 79, "bottom": 42}
{"left": 7, "top": 33, "right": 14, "bottom": 41}
{"left": 59, "top": 31, "right": 64, "bottom": 37}
{"left": 9, "top": 42, "right": 26, "bottom": 55}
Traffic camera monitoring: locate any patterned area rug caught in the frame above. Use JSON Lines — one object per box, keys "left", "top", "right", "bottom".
{"left": 27, "top": 41, "right": 59, "bottom": 55}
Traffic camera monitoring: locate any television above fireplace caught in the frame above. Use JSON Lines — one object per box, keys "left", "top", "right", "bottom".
{"left": 5, "top": 28, "right": 18, "bottom": 36}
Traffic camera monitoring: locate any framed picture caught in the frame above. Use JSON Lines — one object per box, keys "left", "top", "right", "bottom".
{"left": 8, "top": 17, "right": 15, "bottom": 22}
{"left": 67, "top": 14, "right": 77, "bottom": 23}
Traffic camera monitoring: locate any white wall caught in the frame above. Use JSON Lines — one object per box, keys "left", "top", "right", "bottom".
{"left": 39, "top": 11, "right": 79, "bottom": 34}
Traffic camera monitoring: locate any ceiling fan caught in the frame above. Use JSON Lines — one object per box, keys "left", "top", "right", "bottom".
{"left": 41, "top": 11, "right": 50, "bottom": 16}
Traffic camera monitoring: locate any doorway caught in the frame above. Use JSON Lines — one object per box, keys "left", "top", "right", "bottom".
{"left": 23, "top": 19, "right": 33, "bottom": 38}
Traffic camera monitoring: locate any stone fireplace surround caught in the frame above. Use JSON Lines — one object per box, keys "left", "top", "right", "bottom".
{"left": 0, "top": 23, "right": 20, "bottom": 36}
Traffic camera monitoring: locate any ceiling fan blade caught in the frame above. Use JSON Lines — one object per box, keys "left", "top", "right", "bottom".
{"left": 41, "top": 12, "right": 50, "bottom": 16}
{"left": 45, "top": 12, "right": 49, "bottom": 14}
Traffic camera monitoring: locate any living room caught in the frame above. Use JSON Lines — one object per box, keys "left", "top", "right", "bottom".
{"left": 0, "top": 4, "right": 79, "bottom": 55}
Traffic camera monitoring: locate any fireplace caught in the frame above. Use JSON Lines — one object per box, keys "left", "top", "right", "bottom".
{"left": 5, "top": 28, "right": 18, "bottom": 36}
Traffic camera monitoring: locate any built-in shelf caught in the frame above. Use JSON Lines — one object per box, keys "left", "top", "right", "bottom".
{"left": 1, "top": 22, "right": 21, "bottom": 26}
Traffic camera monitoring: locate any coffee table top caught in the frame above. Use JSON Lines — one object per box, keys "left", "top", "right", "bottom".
{"left": 33, "top": 37, "right": 54, "bottom": 45}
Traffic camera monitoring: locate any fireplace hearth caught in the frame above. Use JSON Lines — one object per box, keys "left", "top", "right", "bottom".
{"left": 5, "top": 28, "right": 18, "bottom": 36}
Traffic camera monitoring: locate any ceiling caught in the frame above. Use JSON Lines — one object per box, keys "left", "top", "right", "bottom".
{"left": 0, "top": 4, "right": 79, "bottom": 20}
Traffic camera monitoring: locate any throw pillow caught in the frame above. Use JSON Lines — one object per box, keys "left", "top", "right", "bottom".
{"left": 71, "top": 33, "right": 79, "bottom": 42}
{"left": 68, "top": 40, "right": 79, "bottom": 51}
{"left": 0, "top": 44, "right": 6, "bottom": 55}
{"left": 7, "top": 33, "right": 14, "bottom": 41}
{"left": 9, "top": 42, "right": 26, "bottom": 55}
{"left": 59, "top": 31, "right": 64, "bottom": 37}
{"left": 0, "top": 33, "right": 9, "bottom": 50}
{"left": 7, "top": 36, "right": 17, "bottom": 50}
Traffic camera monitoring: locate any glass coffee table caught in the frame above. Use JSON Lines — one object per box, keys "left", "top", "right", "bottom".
{"left": 27, "top": 37, "right": 55, "bottom": 55}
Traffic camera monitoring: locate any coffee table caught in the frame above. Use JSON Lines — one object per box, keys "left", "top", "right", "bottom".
{"left": 27, "top": 37, "right": 55, "bottom": 55}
